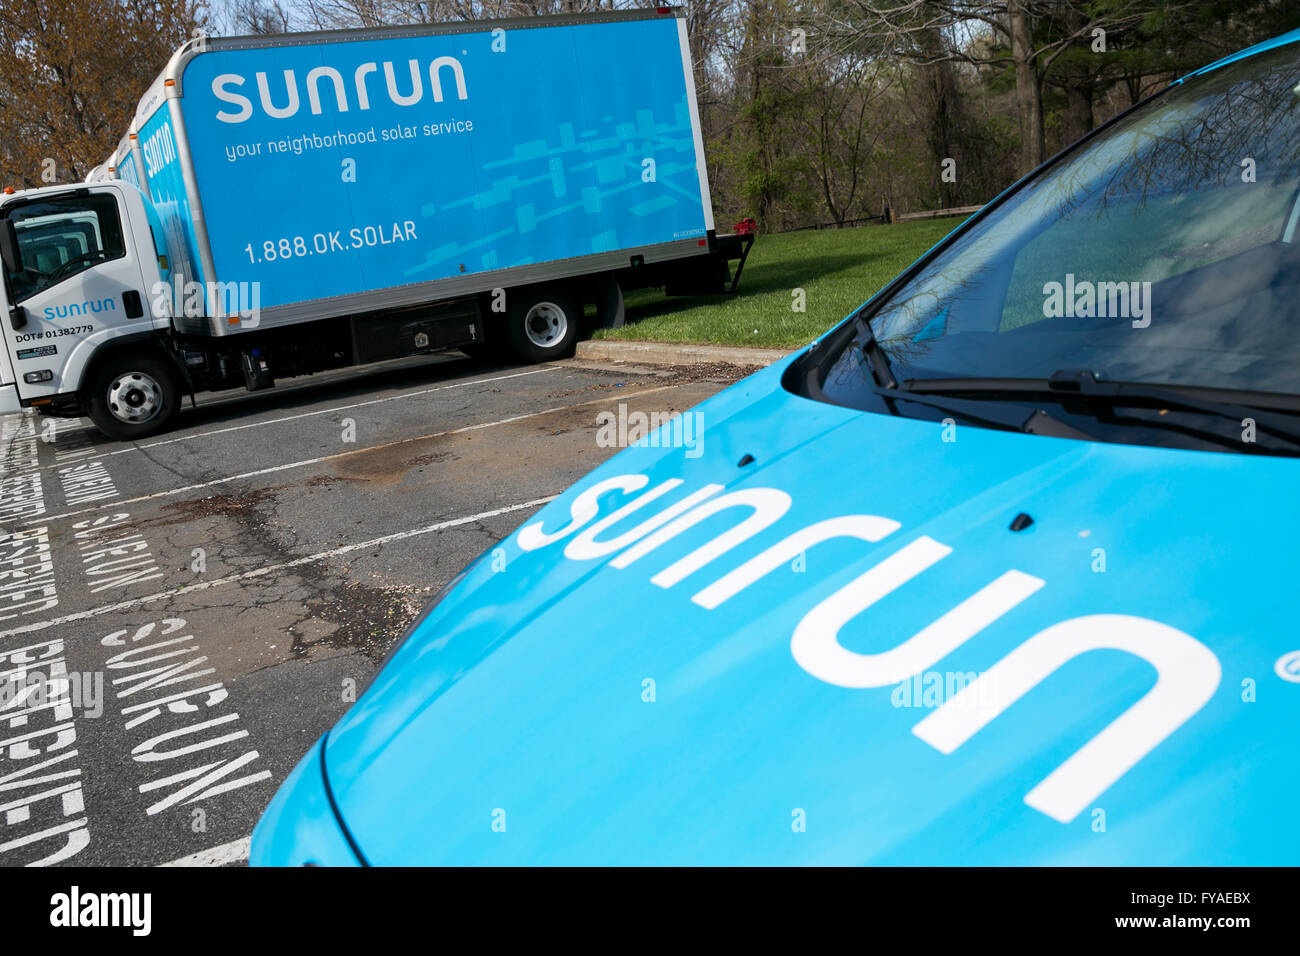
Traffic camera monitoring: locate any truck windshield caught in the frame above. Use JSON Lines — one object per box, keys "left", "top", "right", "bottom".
{"left": 816, "top": 40, "right": 1300, "bottom": 407}
{"left": 2, "top": 193, "right": 125, "bottom": 302}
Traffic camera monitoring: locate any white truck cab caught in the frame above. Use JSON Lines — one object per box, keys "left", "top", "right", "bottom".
{"left": 0, "top": 181, "right": 174, "bottom": 435}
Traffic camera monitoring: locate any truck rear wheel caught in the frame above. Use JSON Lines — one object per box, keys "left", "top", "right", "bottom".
{"left": 85, "top": 354, "right": 181, "bottom": 441}
{"left": 505, "top": 286, "right": 579, "bottom": 363}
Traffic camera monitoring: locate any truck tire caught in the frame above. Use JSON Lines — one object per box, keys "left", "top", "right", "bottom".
{"left": 85, "top": 354, "right": 181, "bottom": 441}
{"left": 505, "top": 286, "right": 580, "bottom": 363}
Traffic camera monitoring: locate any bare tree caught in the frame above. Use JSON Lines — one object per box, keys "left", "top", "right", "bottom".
{"left": 0, "top": 0, "right": 207, "bottom": 185}
{"left": 219, "top": 0, "right": 295, "bottom": 34}
{"left": 813, "top": 1, "right": 1196, "bottom": 174}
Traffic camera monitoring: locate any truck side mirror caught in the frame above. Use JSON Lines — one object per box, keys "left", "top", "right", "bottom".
{"left": 0, "top": 218, "right": 24, "bottom": 328}
{"left": 0, "top": 217, "right": 18, "bottom": 277}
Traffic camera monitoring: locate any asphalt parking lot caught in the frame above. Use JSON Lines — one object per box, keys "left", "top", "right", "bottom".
{"left": 0, "top": 352, "right": 751, "bottom": 867}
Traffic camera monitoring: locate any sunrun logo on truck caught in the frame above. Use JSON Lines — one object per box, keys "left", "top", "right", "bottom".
{"left": 211, "top": 57, "right": 469, "bottom": 124}
{"left": 44, "top": 297, "right": 116, "bottom": 321}
{"left": 142, "top": 121, "right": 177, "bottom": 177}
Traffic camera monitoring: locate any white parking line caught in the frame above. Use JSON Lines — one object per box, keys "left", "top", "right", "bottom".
{"left": 29, "top": 366, "right": 559, "bottom": 473}
{"left": 160, "top": 837, "right": 251, "bottom": 867}
{"left": 0, "top": 495, "right": 557, "bottom": 639}
{"left": 26, "top": 384, "right": 670, "bottom": 526}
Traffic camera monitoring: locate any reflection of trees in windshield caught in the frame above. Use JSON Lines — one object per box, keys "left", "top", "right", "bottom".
{"left": 1034, "top": 56, "right": 1300, "bottom": 228}
{"left": 853, "top": 43, "right": 1300, "bottom": 395}
{"left": 1120, "top": 69, "right": 1298, "bottom": 195}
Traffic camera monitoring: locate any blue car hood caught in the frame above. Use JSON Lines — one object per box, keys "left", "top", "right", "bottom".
{"left": 325, "top": 359, "right": 1300, "bottom": 864}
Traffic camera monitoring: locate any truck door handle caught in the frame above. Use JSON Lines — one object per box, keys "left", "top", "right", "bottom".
{"left": 122, "top": 290, "right": 144, "bottom": 318}
{"left": 8, "top": 305, "right": 26, "bottom": 330}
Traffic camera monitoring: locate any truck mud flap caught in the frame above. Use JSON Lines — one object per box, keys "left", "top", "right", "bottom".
{"left": 593, "top": 274, "right": 625, "bottom": 330}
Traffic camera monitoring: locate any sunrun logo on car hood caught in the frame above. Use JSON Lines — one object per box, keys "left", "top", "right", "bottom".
{"left": 514, "top": 471, "right": 1220, "bottom": 824}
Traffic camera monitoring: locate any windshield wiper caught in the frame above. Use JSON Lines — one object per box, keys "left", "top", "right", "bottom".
{"left": 854, "top": 315, "right": 898, "bottom": 390}
{"left": 867, "top": 384, "right": 1095, "bottom": 440}
{"left": 851, "top": 327, "right": 1093, "bottom": 440}
{"left": 901, "top": 369, "right": 1300, "bottom": 450}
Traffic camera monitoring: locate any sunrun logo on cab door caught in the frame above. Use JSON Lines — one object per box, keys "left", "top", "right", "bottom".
{"left": 44, "top": 297, "right": 116, "bottom": 321}
{"left": 210, "top": 56, "right": 468, "bottom": 124}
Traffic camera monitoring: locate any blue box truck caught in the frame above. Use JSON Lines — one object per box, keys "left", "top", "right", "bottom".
{"left": 0, "top": 7, "right": 750, "bottom": 438}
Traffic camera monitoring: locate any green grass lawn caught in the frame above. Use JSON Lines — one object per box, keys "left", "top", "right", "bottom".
{"left": 595, "top": 219, "right": 959, "bottom": 349}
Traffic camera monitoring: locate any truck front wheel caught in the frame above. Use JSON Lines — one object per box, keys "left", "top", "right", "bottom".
{"left": 505, "top": 286, "right": 579, "bottom": 363}
{"left": 85, "top": 354, "right": 181, "bottom": 441}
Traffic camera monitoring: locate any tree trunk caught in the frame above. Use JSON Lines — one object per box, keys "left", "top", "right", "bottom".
{"left": 1061, "top": 5, "right": 1094, "bottom": 145}
{"left": 1008, "top": 0, "right": 1045, "bottom": 173}
{"left": 1065, "top": 82, "right": 1094, "bottom": 144}
{"left": 921, "top": 23, "right": 960, "bottom": 206}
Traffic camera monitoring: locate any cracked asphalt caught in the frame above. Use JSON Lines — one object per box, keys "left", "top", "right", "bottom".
{"left": 0, "top": 351, "right": 751, "bottom": 866}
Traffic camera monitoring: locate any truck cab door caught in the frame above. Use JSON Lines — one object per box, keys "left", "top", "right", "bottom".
{"left": 0, "top": 185, "right": 157, "bottom": 405}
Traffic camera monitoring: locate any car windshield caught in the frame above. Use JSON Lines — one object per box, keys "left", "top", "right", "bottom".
{"left": 825, "top": 40, "right": 1300, "bottom": 400}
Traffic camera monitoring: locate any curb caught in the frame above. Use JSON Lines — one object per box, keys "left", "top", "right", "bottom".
{"left": 576, "top": 339, "right": 795, "bottom": 368}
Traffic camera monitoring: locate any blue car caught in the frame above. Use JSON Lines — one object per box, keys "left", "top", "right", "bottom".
{"left": 252, "top": 30, "right": 1300, "bottom": 866}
